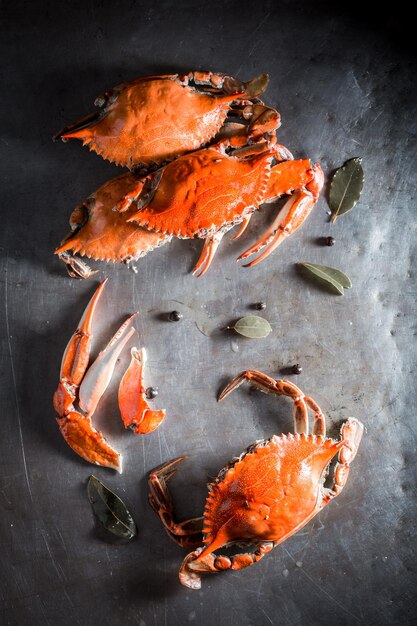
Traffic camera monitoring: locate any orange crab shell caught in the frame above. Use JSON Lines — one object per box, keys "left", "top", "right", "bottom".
{"left": 128, "top": 145, "right": 273, "bottom": 238}
{"left": 55, "top": 73, "right": 269, "bottom": 168}
{"left": 55, "top": 172, "right": 171, "bottom": 263}
{"left": 57, "top": 412, "right": 121, "bottom": 472}
{"left": 200, "top": 433, "right": 343, "bottom": 556}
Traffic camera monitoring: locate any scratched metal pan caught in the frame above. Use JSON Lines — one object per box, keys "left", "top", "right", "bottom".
{"left": 0, "top": 1, "right": 416, "bottom": 624}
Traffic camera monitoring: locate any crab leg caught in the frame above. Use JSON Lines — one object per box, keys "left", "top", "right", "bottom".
{"left": 304, "top": 396, "right": 326, "bottom": 436}
{"left": 53, "top": 279, "right": 108, "bottom": 415}
{"left": 115, "top": 179, "right": 146, "bottom": 213}
{"left": 78, "top": 314, "right": 137, "bottom": 417}
{"left": 180, "top": 541, "right": 277, "bottom": 590}
{"left": 192, "top": 230, "right": 227, "bottom": 277}
{"left": 185, "top": 71, "right": 269, "bottom": 99}
{"left": 321, "top": 418, "right": 364, "bottom": 506}
{"left": 239, "top": 192, "right": 312, "bottom": 267}
{"left": 238, "top": 161, "right": 324, "bottom": 267}
{"left": 60, "top": 279, "right": 107, "bottom": 387}
{"left": 230, "top": 215, "right": 252, "bottom": 240}
{"left": 148, "top": 457, "right": 204, "bottom": 546}
{"left": 219, "top": 371, "right": 326, "bottom": 436}
{"left": 118, "top": 347, "right": 166, "bottom": 434}
{"left": 53, "top": 280, "right": 123, "bottom": 472}
{"left": 222, "top": 105, "right": 281, "bottom": 145}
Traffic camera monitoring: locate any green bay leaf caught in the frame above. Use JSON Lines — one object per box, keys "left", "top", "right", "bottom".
{"left": 330, "top": 158, "right": 364, "bottom": 222}
{"left": 87, "top": 475, "right": 137, "bottom": 540}
{"left": 299, "top": 262, "right": 352, "bottom": 295}
{"left": 233, "top": 315, "right": 272, "bottom": 339}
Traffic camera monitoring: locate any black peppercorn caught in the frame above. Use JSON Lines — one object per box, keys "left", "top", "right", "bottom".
{"left": 292, "top": 364, "right": 303, "bottom": 375}
{"left": 326, "top": 236, "right": 335, "bottom": 246}
{"left": 255, "top": 302, "right": 266, "bottom": 310}
{"left": 168, "top": 310, "right": 183, "bottom": 322}
{"left": 146, "top": 387, "right": 158, "bottom": 399}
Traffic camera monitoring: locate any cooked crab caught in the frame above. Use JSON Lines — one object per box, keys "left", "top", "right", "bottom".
{"left": 55, "top": 172, "right": 172, "bottom": 279}
{"left": 53, "top": 71, "right": 277, "bottom": 169}
{"left": 118, "top": 139, "right": 323, "bottom": 274}
{"left": 53, "top": 280, "right": 165, "bottom": 470}
{"left": 56, "top": 140, "right": 323, "bottom": 277}
{"left": 148, "top": 370, "right": 363, "bottom": 589}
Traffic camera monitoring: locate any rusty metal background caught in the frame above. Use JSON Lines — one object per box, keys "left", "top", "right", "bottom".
{"left": 1, "top": 1, "right": 416, "bottom": 624}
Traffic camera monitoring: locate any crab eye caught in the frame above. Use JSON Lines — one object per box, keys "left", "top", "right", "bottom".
{"left": 69, "top": 203, "right": 89, "bottom": 231}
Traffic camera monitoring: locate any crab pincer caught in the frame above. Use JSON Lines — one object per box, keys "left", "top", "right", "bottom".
{"left": 78, "top": 313, "right": 137, "bottom": 418}
{"left": 53, "top": 280, "right": 137, "bottom": 472}
{"left": 118, "top": 347, "right": 166, "bottom": 434}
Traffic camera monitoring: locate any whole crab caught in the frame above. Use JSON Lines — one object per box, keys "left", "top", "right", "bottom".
{"left": 54, "top": 71, "right": 275, "bottom": 169}
{"left": 148, "top": 370, "right": 363, "bottom": 589}
{"left": 55, "top": 140, "right": 323, "bottom": 277}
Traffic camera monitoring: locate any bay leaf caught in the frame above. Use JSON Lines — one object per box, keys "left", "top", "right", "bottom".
{"left": 233, "top": 315, "right": 272, "bottom": 339}
{"left": 330, "top": 158, "right": 364, "bottom": 222}
{"left": 87, "top": 475, "right": 137, "bottom": 540}
{"left": 299, "top": 262, "right": 352, "bottom": 295}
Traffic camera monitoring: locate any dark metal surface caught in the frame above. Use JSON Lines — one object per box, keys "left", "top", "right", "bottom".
{"left": 1, "top": 1, "right": 416, "bottom": 624}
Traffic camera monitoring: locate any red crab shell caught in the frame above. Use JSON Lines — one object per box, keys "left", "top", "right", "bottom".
{"left": 55, "top": 172, "right": 171, "bottom": 265}
{"left": 56, "top": 145, "right": 323, "bottom": 278}
{"left": 201, "top": 433, "right": 343, "bottom": 553}
{"left": 148, "top": 372, "right": 363, "bottom": 589}
{"left": 128, "top": 144, "right": 273, "bottom": 238}
{"left": 54, "top": 72, "right": 271, "bottom": 169}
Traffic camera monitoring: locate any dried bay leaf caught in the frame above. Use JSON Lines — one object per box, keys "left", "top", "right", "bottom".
{"left": 233, "top": 315, "right": 272, "bottom": 339}
{"left": 87, "top": 475, "right": 137, "bottom": 540}
{"left": 330, "top": 158, "right": 364, "bottom": 222}
{"left": 299, "top": 263, "right": 352, "bottom": 295}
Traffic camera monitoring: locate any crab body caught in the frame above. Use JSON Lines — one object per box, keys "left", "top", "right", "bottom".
{"left": 202, "top": 434, "right": 342, "bottom": 549}
{"left": 54, "top": 72, "right": 272, "bottom": 169}
{"left": 130, "top": 144, "right": 274, "bottom": 238}
{"left": 148, "top": 371, "right": 363, "bottom": 589}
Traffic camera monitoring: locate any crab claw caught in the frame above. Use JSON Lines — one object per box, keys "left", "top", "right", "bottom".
{"left": 57, "top": 411, "right": 122, "bottom": 472}
{"left": 58, "top": 251, "right": 98, "bottom": 279}
{"left": 54, "top": 280, "right": 123, "bottom": 471}
{"left": 241, "top": 73, "right": 269, "bottom": 98}
{"left": 179, "top": 548, "right": 205, "bottom": 590}
{"left": 78, "top": 314, "right": 137, "bottom": 418}
{"left": 60, "top": 279, "right": 108, "bottom": 387}
{"left": 118, "top": 347, "right": 166, "bottom": 434}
